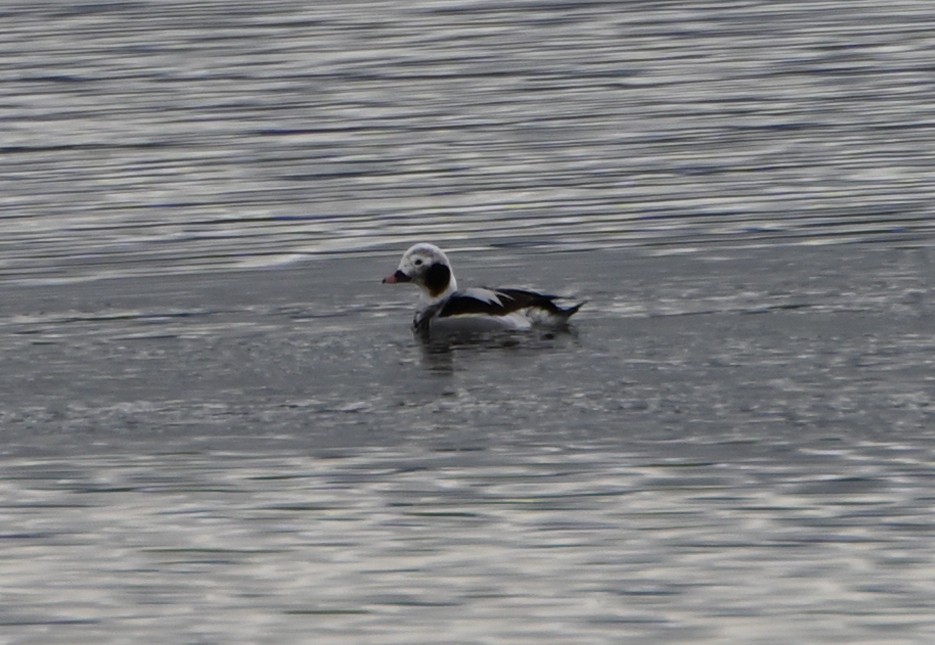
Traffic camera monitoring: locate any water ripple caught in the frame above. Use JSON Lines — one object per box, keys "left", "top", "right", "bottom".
{"left": 2, "top": 1, "right": 935, "bottom": 283}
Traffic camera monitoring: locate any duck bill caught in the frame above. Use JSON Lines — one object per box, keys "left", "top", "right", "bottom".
{"left": 382, "top": 269, "right": 411, "bottom": 284}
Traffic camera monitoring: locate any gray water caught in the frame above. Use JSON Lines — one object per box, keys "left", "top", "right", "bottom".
{"left": 3, "top": 1, "right": 935, "bottom": 643}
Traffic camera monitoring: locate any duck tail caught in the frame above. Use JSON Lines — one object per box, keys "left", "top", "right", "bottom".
{"left": 559, "top": 300, "right": 585, "bottom": 319}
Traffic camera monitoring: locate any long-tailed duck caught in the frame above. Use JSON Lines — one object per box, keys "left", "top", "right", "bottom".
{"left": 382, "top": 243, "right": 583, "bottom": 336}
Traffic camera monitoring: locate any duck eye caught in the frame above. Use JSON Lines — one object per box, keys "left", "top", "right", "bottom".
{"left": 414, "top": 259, "right": 423, "bottom": 266}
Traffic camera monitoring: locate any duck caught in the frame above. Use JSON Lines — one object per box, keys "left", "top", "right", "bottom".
{"left": 382, "top": 243, "right": 583, "bottom": 336}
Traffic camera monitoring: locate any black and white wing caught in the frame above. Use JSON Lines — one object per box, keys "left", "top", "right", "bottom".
{"left": 414, "top": 287, "right": 582, "bottom": 334}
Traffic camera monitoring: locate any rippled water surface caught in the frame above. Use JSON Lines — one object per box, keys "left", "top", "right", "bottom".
{"left": 3, "top": 1, "right": 935, "bottom": 643}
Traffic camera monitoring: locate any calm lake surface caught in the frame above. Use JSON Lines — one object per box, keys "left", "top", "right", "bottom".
{"left": 2, "top": 1, "right": 935, "bottom": 643}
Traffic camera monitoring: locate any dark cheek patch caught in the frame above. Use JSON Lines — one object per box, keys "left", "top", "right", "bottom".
{"left": 424, "top": 263, "right": 451, "bottom": 298}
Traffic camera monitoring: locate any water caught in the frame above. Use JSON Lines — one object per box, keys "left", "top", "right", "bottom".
{"left": 2, "top": 1, "right": 935, "bottom": 643}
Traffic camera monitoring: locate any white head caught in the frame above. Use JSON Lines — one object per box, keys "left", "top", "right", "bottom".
{"left": 382, "top": 243, "right": 458, "bottom": 301}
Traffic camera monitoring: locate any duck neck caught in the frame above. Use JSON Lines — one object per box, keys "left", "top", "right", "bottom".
{"left": 422, "top": 264, "right": 457, "bottom": 302}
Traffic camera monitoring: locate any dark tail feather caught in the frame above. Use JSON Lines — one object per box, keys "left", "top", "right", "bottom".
{"left": 533, "top": 296, "right": 584, "bottom": 324}
{"left": 559, "top": 300, "right": 585, "bottom": 319}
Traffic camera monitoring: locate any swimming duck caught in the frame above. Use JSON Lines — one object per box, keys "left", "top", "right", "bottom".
{"left": 382, "top": 243, "right": 583, "bottom": 336}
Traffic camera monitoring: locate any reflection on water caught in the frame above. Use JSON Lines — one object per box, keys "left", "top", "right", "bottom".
{"left": 2, "top": 246, "right": 935, "bottom": 642}
{"left": 3, "top": 0, "right": 935, "bottom": 642}
{"left": 2, "top": 1, "right": 935, "bottom": 284}
{"left": 2, "top": 440, "right": 934, "bottom": 643}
